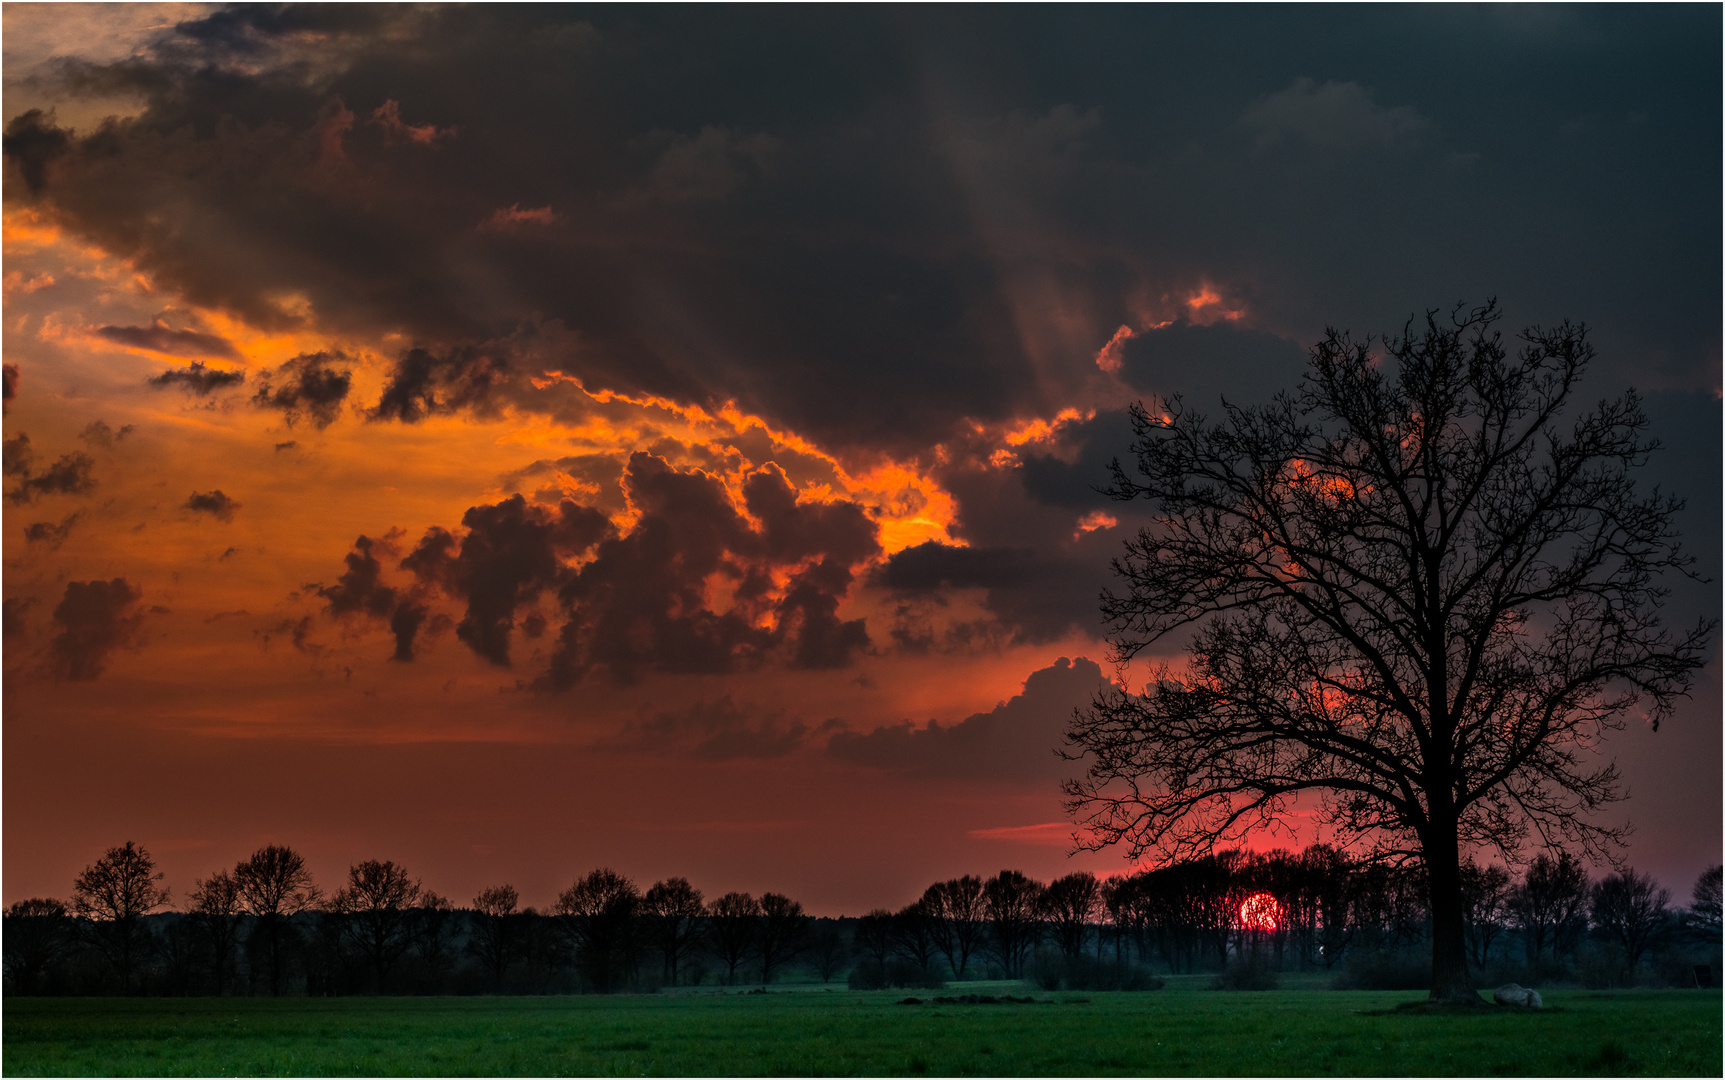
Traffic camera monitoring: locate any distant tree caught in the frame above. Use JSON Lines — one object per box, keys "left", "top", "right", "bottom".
{"left": 854, "top": 908, "right": 894, "bottom": 972}
{"left": 1509, "top": 850, "right": 1590, "bottom": 964}
{"left": 641, "top": 877, "right": 705, "bottom": 987}
{"left": 331, "top": 859, "right": 422, "bottom": 992}
{"left": 187, "top": 871, "right": 246, "bottom": 996}
{"left": 71, "top": 840, "right": 170, "bottom": 993}
{"left": 1064, "top": 303, "right": 1713, "bottom": 1005}
{"left": 1043, "top": 872, "right": 1102, "bottom": 961}
{"left": 4, "top": 898, "right": 72, "bottom": 995}
{"left": 1689, "top": 865, "right": 1722, "bottom": 945}
{"left": 409, "top": 891, "right": 457, "bottom": 987}
{"left": 805, "top": 922, "right": 849, "bottom": 983}
{"left": 1458, "top": 859, "right": 1513, "bottom": 968}
{"left": 1590, "top": 868, "right": 1671, "bottom": 976}
{"left": 554, "top": 868, "right": 640, "bottom": 993}
{"left": 757, "top": 892, "right": 808, "bottom": 985}
{"left": 467, "top": 884, "right": 524, "bottom": 992}
{"left": 706, "top": 892, "right": 760, "bottom": 985}
{"left": 922, "top": 875, "right": 988, "bottom": 978}
{"left": 890, "top": 900, "right": 941, "bottom": 976}
{"left": 984, "top": 870, "right": 1045, "bottom": 979}
{"left": 233, "top": 844, "right": 320, "bottom": 995}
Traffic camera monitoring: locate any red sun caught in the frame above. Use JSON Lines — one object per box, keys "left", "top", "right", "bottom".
{"left": 1238, "top": 891, "right": 1284, "bottom": 932}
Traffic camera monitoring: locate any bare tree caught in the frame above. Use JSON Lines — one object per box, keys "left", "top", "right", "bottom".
{"left": 854, "top": 908, "right": 894, "bottom": 973}
{"left": 1458, "top": 859, "right": 1513, "bottom": 968}
{"left": 1590, "top": 868, "right": 1671, "bottom": 977}
{"left": 4, "top": 898, "right": 73, "bottom": 995}
{"left": 805, "top": 922, "right": 849, "bottom": 983}
{"left": 1043, "top": 872, "right": 1102, "bottom": 961}
{"left": 1689, "top": 865, "right": 1722, "bottom": 945}
{"left": 467, "top": 884, "right": 524, "bottom": 992}
{"left": 641, "top": 877, "right": 705, "bottom": 987}
{"left": 409, "top": 891, "right": 457, "bottom": 986}
{"left": 890, "top": 899, "right": 940, "bottom": 977}
{"left": 757, "top": 892, "right": 808, "bottom": 985}
{"left": 706, "top": 892, "right": 760, "bottom": 985}
{"left": 921, "top": 875, "right": 987, "bottom": 979}
{"left": 984, "top": 870, "right": 1044, "bottom": 979}
{"left": 331, "top": 859, "right": 422, "bottom": 992}
{"left": 554, "top": 868, "right": 639, "bottom": 993}
{"left": 1065, "top": 303, "right": 1711, "bottom": 1005}
{"left": 187, "top": 871, "right": 246, "bottom": 995}
{"left": 233, "top": 844, "right": 320, "bottom": 995}
{"left": 71, "top": 840, "right": 170, "bottom": 993}
{"left": 1509, "top": 849, "right": 1590, "bottom": 964}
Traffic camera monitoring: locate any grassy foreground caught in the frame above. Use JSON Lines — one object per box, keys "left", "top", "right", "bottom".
{"left": 4, "top": 985, "right": 1718, "bottom": 1077}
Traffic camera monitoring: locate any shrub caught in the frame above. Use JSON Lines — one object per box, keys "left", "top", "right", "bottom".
{"left": 1332, "top": 949, "right": 1428, "bottom": 990}
{"left": 1213, "top": 953, "right": 1280, "bottom": 991}
{"left": 847, "top": 959, "right": 944, "bottom": 990}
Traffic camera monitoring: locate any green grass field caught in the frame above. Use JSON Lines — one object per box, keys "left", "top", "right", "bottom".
{"left": 4, "top": 985, "right": 1718, "bottom": 1077}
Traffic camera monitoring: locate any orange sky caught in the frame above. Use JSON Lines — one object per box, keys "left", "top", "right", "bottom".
{"left": 4, "top": 4, "right": 1718, "bottom": 914}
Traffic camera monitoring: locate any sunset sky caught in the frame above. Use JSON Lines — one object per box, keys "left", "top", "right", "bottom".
{"left": 3, "top": 4, "right": 1719, "bottom": 915}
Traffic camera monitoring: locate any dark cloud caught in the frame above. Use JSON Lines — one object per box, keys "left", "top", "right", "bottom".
{"left": 10, "top": 6, "right": 1715, "bottom": 461}
{"left": 874, "top": 542, "right": 1039, "bottom": 592}
{"left": 1114, "top": 320, "right": 1309, "bottom": 410}
{"left": 78, "top": 420, "right": 135, "bottom": 448}
{"left": 48, "top": 577, "right": 143, "bottom": 680}
{"left": 251, "top": 352, "right": 352, "bottom": 428}
{"left": 318, "top": 534, "right": 399, "bottom": 622}
{"left": 184, "top": 490, "right": 240, "bottom": 521}
{"left": 23, "top": 512, "right": 80, "bottom": 548}
{"left": 273, "top": 440, "right": 297, "bottom": 452}
{"left": 2, "top": 108, "right": 69, "bottom": 194}
{"left": 606, "top": 697, "right": 820, "bottom": 761}
{"left": 401, "top": 494, "right": 611, "bottom": 665}
{"left": 3, "top": 363, "right": 17, "bottom": 406}
{"left": 96, "top": 322, "right": 242, "bottom": 360}
{"left": 5, "top": 441, "right": 96, "bottom": 505}
{"left": 544, "top": 453, "right": 881, "bottom": 687}
{"left": 827, "top": 656, "right": 1110, "bottom": 781}
{"left": 368, "top": 345, "right": 511, "bottom": 424}
{"left": 4, "top": 596, "right": 35, "bottom": 638}
{"left": 148, "top": 361, "right": 246, "bottom": 394}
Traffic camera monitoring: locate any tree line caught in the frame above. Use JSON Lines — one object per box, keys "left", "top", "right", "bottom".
{"left": 4, "top": 840, "right": 1719, "bottom": 996}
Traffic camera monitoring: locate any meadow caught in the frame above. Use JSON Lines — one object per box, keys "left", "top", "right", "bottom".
{"left": 4, "top": 982, "right": 1718, "bottom": 1077}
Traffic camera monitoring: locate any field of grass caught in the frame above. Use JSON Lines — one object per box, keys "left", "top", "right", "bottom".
{"left": 4, "top": 984, "right": 1718, "bottom": 1076}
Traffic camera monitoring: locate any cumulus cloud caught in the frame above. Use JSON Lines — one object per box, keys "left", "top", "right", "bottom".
{"left": 78, "top": 420, "right": 134, "bottom": 448}
{"left": 252, "top": 352, "right": 352, "bottom": 428}
{"left": 184, "top": 490, "right": 240, "bottom": 521}
{"left": 95, "top": 321, "right": 243, "bottom": 360}
{"left": 368, "top": 345, "right": 510, "bottom": 424}
{"left": 3, "top": 363, "right": 17, "bottom": 406}
{"left": 148, "top": 361, "right": 246, "bottom": 395}
{"left": 827, "top": 656, "right": 1111, "bottom": 781}
{"left": 49, "top": 577, "right": 143, "bottom": 680}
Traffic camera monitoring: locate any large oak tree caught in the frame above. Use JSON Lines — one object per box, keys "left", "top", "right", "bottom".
{"left": 1064, "top": 303, "right": 1710, "bottom": 1004}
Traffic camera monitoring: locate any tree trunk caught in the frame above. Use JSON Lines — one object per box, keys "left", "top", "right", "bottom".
{"left": 1425, "top": 828, "right": 1485, "bottom": 1006}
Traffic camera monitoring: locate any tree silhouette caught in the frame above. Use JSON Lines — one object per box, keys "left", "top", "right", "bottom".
{"left": 756, "top": 892, "right": 808, "bottom": 985}
{"left": 1689, "top": 865, "right": 1723, "bottom": 944}
{"left": 467, "top": 884, "right": 524, "bottom": 991}
{"left": 1043, "top": 872, "right": 1102, "bottom": 960}
{"left": 1589, "top": 867, "right": 1671, "bottom": 977}
{"left": 1458, "top": 858, "right": 1513, "bottom": 967}
{"left": 642, "top": 877, "right": 705, "bottom": 987}
{"left": 233, "top": 844, "right": 320, "bottom": 996}
{"left": 4, "top": 898, "right": 72, "bottom": 994}
{"left": 921, "top": 875, "right": 987, "bottom": 978}
{"left": 555, "top": 868, "right": 640, "bottom": 992}
{"left": 331, "top": 859, "right": 422, "bottom": 992}
{"left": 1509, "top": 849, "right": 1590, "bottom": 964}
{"left": 706, "top": 891, "right": 760, "bottom": 985}
{"left": 1065, "top": 303, "right": 1711, "bottom": 1005}
{"left": 983, "top": 870, "right": 1044, "bottom": 979}
{"left": 71, "top": 840, "right": 170, "bottom": 993}
{"left": 187, "top": 870, "right": 245, "bottom": 996}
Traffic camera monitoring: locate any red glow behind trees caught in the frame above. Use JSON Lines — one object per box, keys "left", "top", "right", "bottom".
{"left": 1237, "top": 891, "right": 1283, "bottom": 933}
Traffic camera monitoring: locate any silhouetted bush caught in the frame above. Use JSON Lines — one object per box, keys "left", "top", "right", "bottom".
{"left": 1212, "top": 953, "right": 1280, "bottom": 991}
{"left": 848, "top": 958, "right": 944, "bottom": 990}
{"left": 1032, "top": 950, "right": 1162, "bottom": 991}
{"left": 1332, "top": 948, "right": 1427, "bottom": 990}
